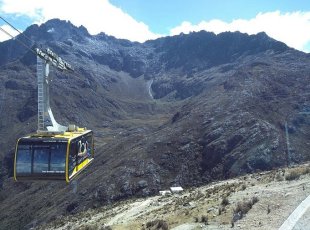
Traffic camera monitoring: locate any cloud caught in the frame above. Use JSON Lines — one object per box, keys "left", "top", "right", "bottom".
{"left": 1, "top": 1, "right": 310, "bottom": 53}
{"left": 0, "top": 24, "right": 20, "bottom": 41}
{"left": 170, "top": 11, "right": 310, "bottom": 53}
{"left": 0, "top": 0, "right": 161, "bottom": 42}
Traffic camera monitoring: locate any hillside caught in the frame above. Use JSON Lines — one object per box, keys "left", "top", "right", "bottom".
{"left": 0, "top": 19, "right": 309, "bottom": 229}
{"left": 36, "top": 163, "right": 310, "bottom": 230}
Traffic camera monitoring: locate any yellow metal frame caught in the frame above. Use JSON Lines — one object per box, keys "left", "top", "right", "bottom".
{"left": 13, "top": 138, "right": 21, "bottom": 181}
{"left": 67, "top": 158, "right": 94, "bottom": 183}
{"left": 65, "top": 138, "right": 71, "bottom": 183}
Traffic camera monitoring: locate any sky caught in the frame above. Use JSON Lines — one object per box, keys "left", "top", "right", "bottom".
{"left": 0, "top": 0, "right": 310, "bottom": 52}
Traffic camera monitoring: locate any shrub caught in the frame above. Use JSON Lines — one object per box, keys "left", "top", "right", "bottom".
{"left": 232, "top": 196, "right": 259, "bottom": 222}
{"left": 79, "top": 224, "right": 98, "bottom": 230}
{"left": 205, "top": 192, "right": 210, "bottom": 198}
{"left": 99, "top": 226, "right": 112, "bottom": 230}
{"left": 285, "top": 167, "right": 310, "bottom": 181}
{"left": 146, "top": 219, "right": 168, "bottom": 230}
{"left": 235, "top": 200, "right": 252, "bottom": 215}
{"left": 221, "top": 196, "right": 229, "bottom": 206}
{"left": 201, "top": 215, "right": 208, "bottom": 224}
{"left": 218, "top": 205, "right": 225, "bottom": 215}
{"left": 252, "top": 196, "right": 259, "bottom": 204}
{"left": 157, "top": 220, "right": 168, "bottom": 230}
{"left": 285, "top": 170, "right": 300, "bottom": 181}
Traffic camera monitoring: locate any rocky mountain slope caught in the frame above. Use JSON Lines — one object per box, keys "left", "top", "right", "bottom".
{"left": 0, "top": 19, "right": 309, "bottom": 229}
{"left": 35, "top": 163, "right": 310, "bottom": 230}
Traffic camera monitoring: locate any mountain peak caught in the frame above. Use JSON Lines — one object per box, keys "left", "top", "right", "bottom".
{"left": 15, "top": 18, "right": 91, "bottom": 45}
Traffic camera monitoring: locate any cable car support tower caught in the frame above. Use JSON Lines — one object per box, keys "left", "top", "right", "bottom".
{"left": 35, "top": 48, "right": 74, "bottom": 133}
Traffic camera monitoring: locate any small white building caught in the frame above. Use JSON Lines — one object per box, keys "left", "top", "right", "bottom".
{"left": 170, "top": 186, "right": 184, "bottom": 193}
{"left": 159, "top": 190, "right": 172, "bottom": 196}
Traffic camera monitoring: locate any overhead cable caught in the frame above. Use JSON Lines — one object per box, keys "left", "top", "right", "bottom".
{"left": 0, "top": 20, "right": 37, "bottom": 55}
{"left": 0, "top": 15, "right": 35, "bottom": 44}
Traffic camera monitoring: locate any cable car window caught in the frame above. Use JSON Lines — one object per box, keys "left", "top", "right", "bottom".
{"left": 16, "top": 145, "right": 31, "bottom": 174}
{"left": 33, "top": 147, "right": 49, "bottom": 173}
{"left": 50, "top": 144, "right": 66, "bottom": 172}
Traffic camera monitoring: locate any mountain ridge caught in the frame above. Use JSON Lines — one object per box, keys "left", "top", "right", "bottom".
{"left": 0, "top": 19, "right": 309, "bottom": 229}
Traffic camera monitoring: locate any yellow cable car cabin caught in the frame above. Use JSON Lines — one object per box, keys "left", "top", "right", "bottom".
{"left": 12, "top": 47, "right": 95, "bottom": 183}
{"left": 14, "top": 129, "right": 94, "bottom": 183}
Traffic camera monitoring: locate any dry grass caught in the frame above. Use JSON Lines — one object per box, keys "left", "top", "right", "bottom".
{"left": 285, "top": 167, "right": 310, "bottom": 181}
{"left": 233, "top": 196, "right": 259, "bottom": 222}
{"left": 144, "top": 219, "right": 168, "bottom": 230}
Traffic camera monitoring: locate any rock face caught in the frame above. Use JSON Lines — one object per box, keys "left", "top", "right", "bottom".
{"left": 0, "top": 19, "right": 309, "bottom": 229}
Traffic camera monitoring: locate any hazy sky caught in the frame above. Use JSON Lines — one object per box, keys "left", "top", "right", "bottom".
{"left": 1, "top": 0, "right": 310, "bottom": 52}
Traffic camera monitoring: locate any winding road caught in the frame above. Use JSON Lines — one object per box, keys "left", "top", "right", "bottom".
{"left": 279, "top": 194, "right": 310, "bottom": 230}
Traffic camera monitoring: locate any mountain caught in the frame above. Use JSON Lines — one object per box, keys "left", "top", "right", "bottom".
{"left": 0, "top": 19, "right": 309, "bottom": 229}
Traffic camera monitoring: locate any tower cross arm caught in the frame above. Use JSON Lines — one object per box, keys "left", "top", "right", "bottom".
{"left": 35, "top": 48, "right": 74, "bottom": 72}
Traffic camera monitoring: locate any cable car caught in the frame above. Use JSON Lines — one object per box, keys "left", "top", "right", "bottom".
{"left": 13, "top": 48, "right": 95, "bottom": 183}
{"left": 0, "top": 18, "right": 95, "bottom": 184}
{"left": 14, "top": 129, "right": 94, "bottom": 183}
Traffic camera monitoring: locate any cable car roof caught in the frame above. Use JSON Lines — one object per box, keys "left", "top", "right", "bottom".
{"left": 20, "top": 129, "right": 92, "bottom": 140}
